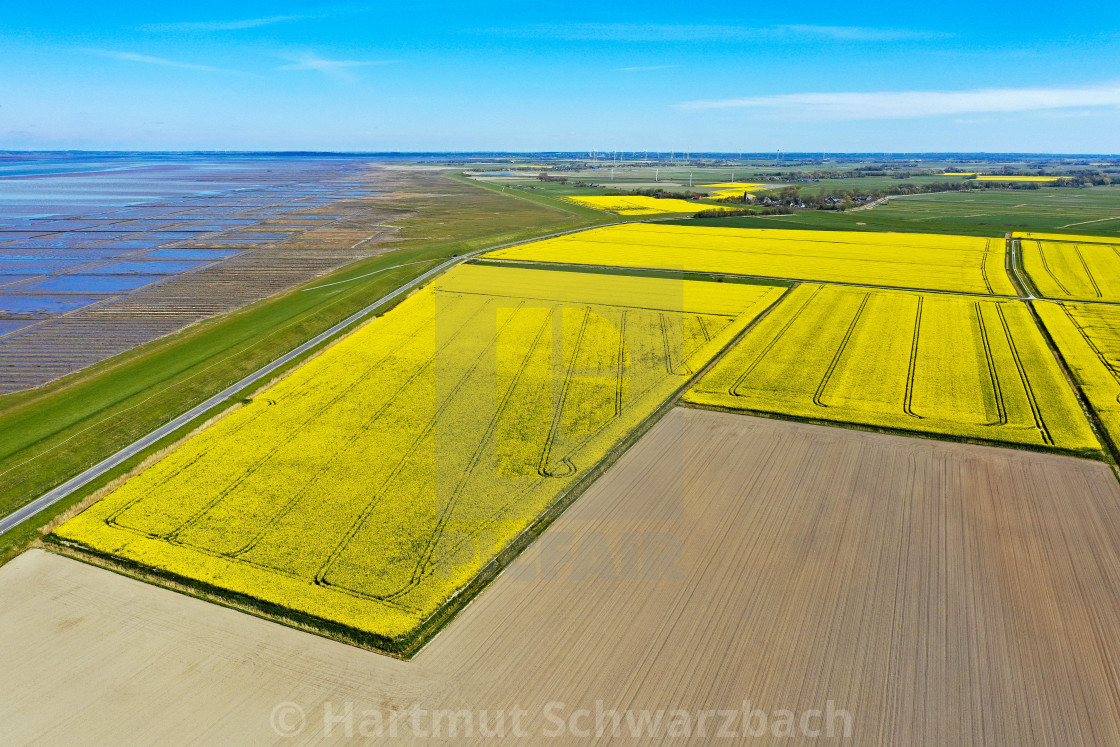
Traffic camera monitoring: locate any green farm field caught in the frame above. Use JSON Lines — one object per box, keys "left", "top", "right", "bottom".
{"left": 677, "top": 185, "right": 1120, "bottom": 238}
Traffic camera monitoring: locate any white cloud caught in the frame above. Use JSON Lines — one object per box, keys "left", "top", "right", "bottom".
{"left": 143, "top": 15, "right": 308, "bottom": 32}
{"left": 276, "top": 52, "right": 400, "bottom": 81}
{"left": 778, "top": 24, "right": 946, "bottom": 41}
{"left": 493, "top": 23, "right": 943, "bottom": 42}
{"left": 83, "top": 49, "right": 248, "bottom": 75}
{"left": 677, "top": 82, "right": 1120, "bottom": 119}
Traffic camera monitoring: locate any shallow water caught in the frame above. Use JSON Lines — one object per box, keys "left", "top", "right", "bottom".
{"left": 0, "top": 153, "right": 382, "bottom": 337}
{"left": 0, "top": 154, "right": 374, "bottom": 219}
{"left": 0, "top": 259, "right": 85, "bottom": 274}
{"left": 77, "top": 260, "right": 209, "bottom": 275}
{"left": 0, "top": 295, "right": 107, "bottom": 313}
{"left": 20, "top": 274, "right": 164, "bottom": 294}
{"left": 146, "top": 249, "right": 241, "bottom": 260}
{"left": 0, "top": 319, "right": 34, "bottom": 335}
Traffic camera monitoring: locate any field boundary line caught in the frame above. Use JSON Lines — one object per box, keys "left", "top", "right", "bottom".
{"left": 475, "top": 257, "right": 1025, "bottom": 301}
{"left": 682, "top": 285, "right": 798, "bottom": 403}
{"left": 677, "top": 400, "right": 1106, "bottom": 461}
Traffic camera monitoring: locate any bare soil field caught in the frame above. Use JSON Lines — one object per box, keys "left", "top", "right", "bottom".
{"left": 3, "top": 408, "right": 1120, "bottom": 743}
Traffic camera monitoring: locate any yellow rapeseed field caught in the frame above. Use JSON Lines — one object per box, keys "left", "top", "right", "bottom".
{"left": 563, "top": 195, "right": 737, "bottom": 215}
{"left": 1020, "top": 239, "right": 1120, "bottom": 302}
{"left": 53, "top": 263, "right": 786, "bottom": 650}
{"left": 1035, "top": 301, "right": 1120, "bottom": 448}
{"left": 685, "top": 284, "right": 1098, "bottom": 452}
{"left": 972, "top": 175, "right": 1069, "bottom": 182}
{"left": 485, "top": 223, "right": 1017, "bottom": 295}
{"left": 698, "top": 183, "right": 765, "bottom": 199}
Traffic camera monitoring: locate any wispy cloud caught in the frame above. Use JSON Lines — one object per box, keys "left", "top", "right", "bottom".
{"left": 778, "top": 24, "right": 945, "bottom": 41}
{"left": 83, "top": 49, "right": 248, "bottom": 75}
{"left": 617, "top": 64, "right": 678, "bottom": 72}
{"left": 490, "top": 23, "right": 945, "bottom": 43}
{"left": 677, "top": 82, "right": 1120, "bottom": 119}
{"left": 276, "top": 52, "right": 400, "bottom": 81}
{"left": 143, "top": 15, "right": 308, "bottom": 32}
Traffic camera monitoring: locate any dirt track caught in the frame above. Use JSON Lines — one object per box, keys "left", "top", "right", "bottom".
{"left": 3, "top": 408, "right": 1120, "bottom": 743}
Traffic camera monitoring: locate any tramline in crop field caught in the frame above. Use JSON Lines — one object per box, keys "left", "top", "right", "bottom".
{"left": 685, "top": 284, "right": 1098, "bottom": 452}
{"left": 51, "top": 263, "right": 785, "bottom": 652}
{"left": 1035, "top": 301, "right": 1120, "bottom": 449}
{"left": 1020, "top": 238, "right": 1120, "bottom": 302}
{"left": 486, "top": 223, "right": 1016, "bottom": 295}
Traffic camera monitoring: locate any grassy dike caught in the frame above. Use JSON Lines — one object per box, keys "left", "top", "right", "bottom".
{"left": 0, "top": 170, "right": 609, "bottom": 562}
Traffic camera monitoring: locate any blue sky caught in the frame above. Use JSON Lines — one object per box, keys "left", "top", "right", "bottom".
{"left": 2, "top": 1, "right": 1119, "bottom": 152}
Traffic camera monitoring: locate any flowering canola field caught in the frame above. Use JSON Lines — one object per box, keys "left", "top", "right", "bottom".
{"left": 1035, "top": 301, "right": 1120, "bottom": 448}
{"left": 970, "top": 175, "right": 1069, "bottom": 182}
{"left": 53, "top": 263, "right": 785, "bottom": 651}
{"left": 1020, "top": 239, "right": 1120, "bottom": 302}
{"left": 700, "top": 183, "right": 764, "bottom": 199}
{"left": 486, "top": 223, "right": 1016, "bottom": 295}
{"left": 563, "top": 195, "right": 737, "bottom": 215}
{"left": 685, "top": 284, "right": 1098, "bottom": 452}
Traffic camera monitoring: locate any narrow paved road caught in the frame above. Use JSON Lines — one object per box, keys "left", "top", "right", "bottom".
{"left": 0, "top": 221, "right": 618, "bottom": 536}
{"left": 0, "top": 256, "right": 462, "bottom": 536}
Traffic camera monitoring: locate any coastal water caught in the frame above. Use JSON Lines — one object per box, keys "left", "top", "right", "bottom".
{"left": 0, "top": 153, "right": 380, "bottom": 328}
{"left": 0, "top": 153, "right": 372, "bottom": 219}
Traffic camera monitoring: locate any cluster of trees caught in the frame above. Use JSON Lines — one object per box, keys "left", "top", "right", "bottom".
{"left": 705, "top": 178, "right": 1020, "bottom": 214}
{"left": 694, "top": 206, "right": 792, "bottom": 218}
{"left": 1064, "top": 171, "right": 1114, "bottom": 186}
{"left": 624, "top": 187, "right": 703, "bottom": 200}
{"left": 535, "top": 172, "right": 569, "bottom": 183}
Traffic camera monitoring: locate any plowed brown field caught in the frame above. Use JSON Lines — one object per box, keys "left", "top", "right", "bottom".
{"left": 3, "top": 409, "right": 1120, "bottom": 744}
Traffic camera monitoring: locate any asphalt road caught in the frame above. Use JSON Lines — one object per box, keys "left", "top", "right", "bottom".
{"left": 0, "top": 255, "right": 468, "bottom": 536}
{"left": 0, "top": 221, "right": 618, "bottom": 537}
